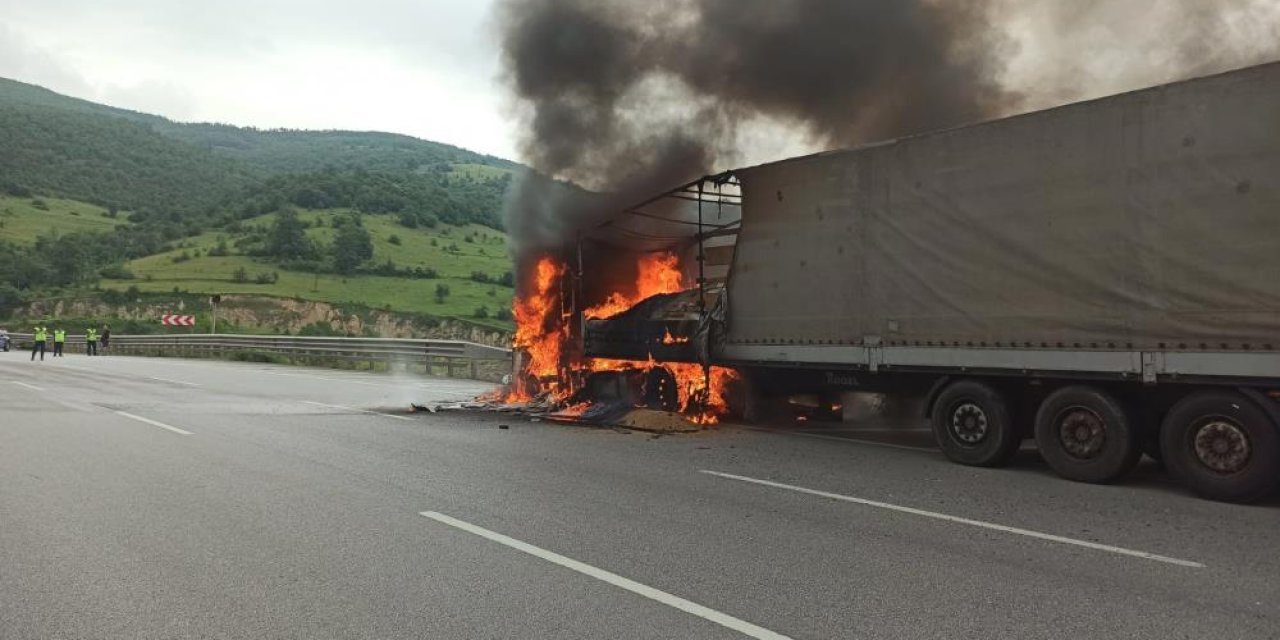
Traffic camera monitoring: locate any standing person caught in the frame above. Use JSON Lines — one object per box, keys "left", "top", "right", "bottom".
{"left": 85, "top": 326, "right": 99, "bottom": 356}
{"left": 53, "top": 327, "right": 66, "bottom": 357}
{"left": 31, "top": 324, "right": 47, "bottom": 361}
{"left": 100, "top": 324, "right": 111, "bottom": 353}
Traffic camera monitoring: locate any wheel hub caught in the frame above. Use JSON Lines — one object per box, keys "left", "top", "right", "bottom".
{"left": 1193, "top": 420, "right": 1250, "bottom": 474}
{"left": 951, "top": 403, "right": 988, "bottom": 445}
{"left": 1057, "top": 407, "right": 1106, "bottom": 460}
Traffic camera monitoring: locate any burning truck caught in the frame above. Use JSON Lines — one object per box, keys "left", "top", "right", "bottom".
{"left": 498, "top": 62, "right": 1280, "bottom": 503}
{"left": 504, "top": 181, "right": 745, "bottom": 425}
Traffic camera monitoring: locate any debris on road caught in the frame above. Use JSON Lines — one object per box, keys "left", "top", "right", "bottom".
{"left": 424, "top": 391, "right": 702, "bottom": 434}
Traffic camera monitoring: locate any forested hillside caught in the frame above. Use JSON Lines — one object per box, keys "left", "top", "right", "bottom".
{"left": 0, "top": 77, "right": 523, "bottom": 329}
{"left": 158, "top": 124, "right": 520, "bottom": 175}
{"left": 0, "top": 77, "right": 516, "bottom": 228}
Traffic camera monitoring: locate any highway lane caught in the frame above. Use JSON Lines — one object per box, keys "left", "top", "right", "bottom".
{"left": 2, "top": 352, "right": 1278, "bottom": 639}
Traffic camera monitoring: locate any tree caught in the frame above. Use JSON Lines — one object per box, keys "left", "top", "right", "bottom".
{"left": 434, "top": 283, "right": 450, "bottom": 304}
{"left": 267, "top": 208, "right": 314, "bottom": 260}
{"left": 331, "top": 215, "right": 373, "bottom": 274}
{"left": 0, "top": 283, "right": 25, "bottom": 317}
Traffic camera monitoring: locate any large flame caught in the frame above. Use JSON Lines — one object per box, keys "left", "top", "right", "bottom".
{"left": 587, "top": 357, "right": 739, "bottom": 425}
{"left": 506, "top": 252, "right": 738, "bottom": 425}
{"left": 509, "top": 256, "right": 566, "bottom": 401}
{"left": 584, "top": 252, "right": 684, "bottom": 320}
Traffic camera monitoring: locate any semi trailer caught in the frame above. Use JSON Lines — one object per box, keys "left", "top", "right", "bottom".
{"left": 575, "top": 61, "right": 1280, "bottom": 503}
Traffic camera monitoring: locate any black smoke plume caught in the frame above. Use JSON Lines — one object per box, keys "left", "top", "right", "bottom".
{"left": 497, "top": 0, "right": 1280, "bottom": 278}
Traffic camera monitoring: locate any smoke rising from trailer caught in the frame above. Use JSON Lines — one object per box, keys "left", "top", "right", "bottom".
{"left": 496, "top": 0, "right": 1280, "bottom": 269}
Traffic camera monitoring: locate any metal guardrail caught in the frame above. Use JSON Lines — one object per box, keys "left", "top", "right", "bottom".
{"left": 3, "top": 332, "right": 512, "bottom": 380}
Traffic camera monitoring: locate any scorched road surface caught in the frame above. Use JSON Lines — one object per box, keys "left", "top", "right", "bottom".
{"left": 1, "top": 352, "right": 1277, "bottom": 639}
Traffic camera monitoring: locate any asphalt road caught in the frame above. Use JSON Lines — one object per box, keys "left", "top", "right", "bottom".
{"left": 2, "top": 351, "right": 1277, "bottom": 639}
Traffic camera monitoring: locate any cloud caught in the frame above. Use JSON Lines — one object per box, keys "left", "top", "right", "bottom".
{"left": 0, "top": 0, "right": 516, "bottom": 157}
{"left": 99, "top": 79, "right": 198, "bottom": 121}
{"left": 0, "top": 24, "right": 93, "bottom": 96}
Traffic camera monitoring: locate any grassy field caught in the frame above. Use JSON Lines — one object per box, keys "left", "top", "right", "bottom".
{"left": 0, "top": 195, "right": 125, "bottom": 243}
{"left": 103, "top": 209, "right": 516, "bottom": 330}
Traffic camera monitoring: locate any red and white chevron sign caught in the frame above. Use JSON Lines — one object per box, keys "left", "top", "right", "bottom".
{"left": 161, "top": 314, "right": 196, "bottom": 326}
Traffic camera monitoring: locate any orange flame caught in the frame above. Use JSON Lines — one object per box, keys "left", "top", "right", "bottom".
{"left": 509, "top": 257, "right": 565, "bottom": 401}
{"left": 584, "top": 252, "right": 684, "bottom": 320}
{"left": 661, "top": 329, "right": 690, "bottom": 345}
{"left": 586, "top": 357, "right": 739, "bottom": 425}
{"left": 503, "top": 251, "right": 738, "bottom": 425}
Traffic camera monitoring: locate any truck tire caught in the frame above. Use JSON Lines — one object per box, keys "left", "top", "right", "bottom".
{"left": 1034, "top": 386, "right": 1140, "bottom": 483}
{"left": 931, "top": 380, "right": 1020, "bottom": 467}
{"left": 1160, "top": 391, "right": 1280, "bottom": 503}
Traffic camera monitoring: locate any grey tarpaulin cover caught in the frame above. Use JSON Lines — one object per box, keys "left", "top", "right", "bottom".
{"left": 727, "top": 62, "right": 1280, "bottom": 350}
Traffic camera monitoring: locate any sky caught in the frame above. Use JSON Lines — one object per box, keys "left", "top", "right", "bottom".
{"left": 0, "top": 0, "right": 518, "bottom": 159}
{"left": 2, "top": 0, "right": 1278, "bottom": 168}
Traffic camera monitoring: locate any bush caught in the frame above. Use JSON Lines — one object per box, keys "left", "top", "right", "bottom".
{"left": 470, "top": 271, "right": 493, "bottom": 284}
{"left": 387, "top": 234, "right": 402, "bottom": 245}
{"left": 434, "top": 283, "right": 450, "bottom": 303}
{"left": 298, "top": 321, "right": 341, "bottom": 336}
{"left": 499, "top": 271, "right": 515, "bottom": 287}
{"left": 0, "top": 283, "right": 25, "bottom": 317}
{"left": 253, "top": 272, "right": 277, "bottom": 284}
{"left": 30, "top": 199, "right": 49, "bottom": 211}
{"left": 473, "top": 306, "right": 489, "bottom": 319}
{"left": 495, "top": 307, "right": 513, "bottom": 322}
{"left": 208, "top": 240, "right": 230, "bottom": 257}
{"left": 2, "top": 183, "right": 32, "bottom": 197}
{"left": 488, "top": 288, "right": 496, "bottom": 297}
{"left": 229, "top": 350, "right": 284, "bottom": 364}
{"left": 99, "top": 264, "right": 135, "bottom": 280}
{"left": 232, "top": 267, "right": 250, "bottom": 283}
{"left": 171, "top": 251, "right": 191, "bottom": 264}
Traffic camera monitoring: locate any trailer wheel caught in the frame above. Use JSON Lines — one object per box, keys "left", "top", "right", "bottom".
{"left": 1033, "top": 386, "right": 1139, "bottom": 483}
{"left": 931, "top": 380, "right": 1020, "bottom": 467}
{"left": 1160, "top": 391, "right": 1280, "bottom": 503}
{"left": 643, "top": 367, "right": 680, "bottom": 412}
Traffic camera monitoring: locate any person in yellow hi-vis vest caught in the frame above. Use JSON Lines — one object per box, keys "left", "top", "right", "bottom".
{"left": 31, "top": 325, "right": 48, "bottom": 361}
{"left": 53, "top": 327, "right": 66, "bottom": 357}
{"left": 85, "top": 327, "right": 99, "bottom": 356}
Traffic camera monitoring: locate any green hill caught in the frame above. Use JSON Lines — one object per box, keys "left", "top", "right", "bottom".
{"left": 0, "top": 195, "right": 126, "bottom": 244}
{"left": 0, "top": 76, "right": 518, "bottom": 224}
{"left": 156, "top": 124, "right": 521, "bottom": 176}
{"left": 0, "top": 77, "right": 522, "bottom": 331}
{"left": 105, "top": 210, "right": 514, "bottom": 329}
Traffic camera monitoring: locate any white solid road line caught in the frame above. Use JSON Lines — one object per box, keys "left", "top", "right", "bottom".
{"left": 10, "top": 381, "right": 46, "bottom": 392}
{"left": 302, "top": 400, "right": 415, "bottom": 421}
{"left": 420, "top": 511, "right": 793, "bottom": 640}
{"left": 114, "top": 410, "right": 194, "bottom": 436}
{"left": 145, "top": 375, "right": 201, "bottom": 387}
{"left": 701, "top": 470, "right": 1205, "bottom": 569}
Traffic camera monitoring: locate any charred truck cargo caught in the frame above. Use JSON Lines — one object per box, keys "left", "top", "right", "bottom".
{"left": 519, "top": 62, "right": 1280, "bottom": 502}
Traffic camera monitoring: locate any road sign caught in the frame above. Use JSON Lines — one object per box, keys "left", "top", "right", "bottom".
{"left": 161, "top": 314, "right": 196, "bottom": 327}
